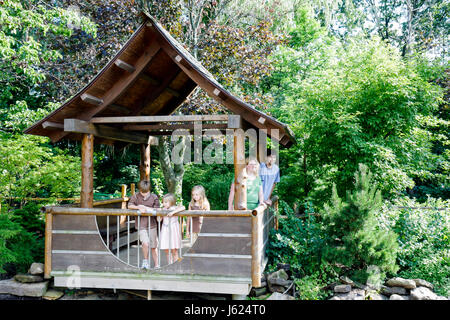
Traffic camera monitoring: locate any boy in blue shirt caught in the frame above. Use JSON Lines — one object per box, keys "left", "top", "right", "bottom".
{"left": 259, "top": 152, "right": 280, "bottom": 205}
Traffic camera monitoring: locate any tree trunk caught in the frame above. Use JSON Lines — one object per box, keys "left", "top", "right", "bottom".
{"left": 157, "top": 135, "right": 186, "bottom": 201}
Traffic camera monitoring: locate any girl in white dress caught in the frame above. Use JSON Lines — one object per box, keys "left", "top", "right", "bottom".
{"left": 159, "top": 193, "right": 184, "bottom": 264}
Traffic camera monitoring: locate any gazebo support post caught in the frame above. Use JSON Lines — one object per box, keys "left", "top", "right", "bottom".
{"left": 140, "top": 143, "right": 151, "bottom": 182}
{"left": 81, "top": 133, "right": 94, "bottom": 208}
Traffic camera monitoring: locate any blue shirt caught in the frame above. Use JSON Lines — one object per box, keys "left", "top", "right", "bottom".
{"left": 260, "top": 163, "right": 280, "bottom": 200}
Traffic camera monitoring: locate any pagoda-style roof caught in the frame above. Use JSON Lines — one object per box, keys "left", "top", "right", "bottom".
{"left": 25, "top": 13, "right": 295, "bottom": 147}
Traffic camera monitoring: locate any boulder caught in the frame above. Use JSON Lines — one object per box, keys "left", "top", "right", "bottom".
{"left": 251, "top": 286, "right": 268, "bottom": 297}
{"left": 365, "top": 291, "right": 388, "bottom": 300}
{"left": 410, "top": 287, "right": 438, "bottom": 300}
{"left": 269, "top": 278, "right": 292, "bottom": 288}
{"left": 332, "top": 289, "right": 365, "bottom": 300}
{"left": 334, "top": 284, "right": 351, "bottom": 293}
{"left": 390, "top": 294, "right": 409, "bottom": 300}
{"left": 412, "top": 279, "right": 434, "bottom": 290}
{"left": 266, "top": 292, "right": 295, "bottom": 300}
{"left": 267, "top": 269, "right": 290, "bottom": 293}
{"left": 43, "top": 289, "right": 64, "bottom": 300}
{"left": 339, "top": 276, "right": 355, "bottom": 286}
{"left": 28, "top": 263, "right": 44, "bottom": 275}
{"left": 386, "top": 277, "right": 416, "bottom": 289}
{"left": 380, "top": 285, "right": 407, "bottom": 296}
{"left": 0, "top": 278, "right": 48, "bottom": 297}
{"left": 14, "top": 274, "right": 44, "bottom": 283}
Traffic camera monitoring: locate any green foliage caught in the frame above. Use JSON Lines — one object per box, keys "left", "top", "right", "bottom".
{"left": 182, "top": 162, "right": 234, "bottom": 210}
{"left": 0, "top": 209, "right": 43, "bottom": 274}
{"left": 267, "top": 200, "right": 326, "bottom": 276}
{"left": 0, "top": 133, "right": 81, "bottom": 199}
{"left": 378, "top": 197, "right": 450, "bottom": 296}
{"left": 294, "top": 272, "right": 334, "bottom": 300}
{"left": 321, "top": 164, "right": 399, "bottom": 282}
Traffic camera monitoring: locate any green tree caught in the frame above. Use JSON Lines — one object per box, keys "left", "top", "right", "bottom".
{"left": 321, "top": 164, "right": 399, "bottom": 282}
{"left": 271, "top": 30, "right": 443, "bottom": 204}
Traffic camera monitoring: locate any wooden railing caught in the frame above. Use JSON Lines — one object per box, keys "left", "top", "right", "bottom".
{"left": 41, "top": 196, "right": 279, "bottom": 288}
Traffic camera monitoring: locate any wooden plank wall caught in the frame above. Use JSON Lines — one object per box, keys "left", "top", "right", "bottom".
{"left": 51, "top": 200, "right": 137, "bottom": 273}
{"left": 51, "top": 204, "right": 254, "bottom": 279}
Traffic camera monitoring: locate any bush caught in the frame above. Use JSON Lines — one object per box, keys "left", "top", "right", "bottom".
{"left": 0, "top": 203, "right": 45, "bottom": 275}
{"left": 267, "top": 200, "right": 326, "bottom": 276}
{"left": 294, "top": 272, "right": 333, "bottom": 300}
{"left": 320, "top": 164, "right": 399, "bottom": 283}
{"left": 378, "top": 197, "right": 450, "bottom": 296}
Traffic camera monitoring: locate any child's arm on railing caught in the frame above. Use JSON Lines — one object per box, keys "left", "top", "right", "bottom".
{"left": 167, "top": 205, "right": 185, "bottom": 217}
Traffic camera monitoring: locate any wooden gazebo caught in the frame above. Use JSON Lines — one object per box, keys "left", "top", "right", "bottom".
{"left": 25, "top": 13, "right": 295, "bottom": 299}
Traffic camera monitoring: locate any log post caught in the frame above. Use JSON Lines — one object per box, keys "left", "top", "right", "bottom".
{"left": 257, "top": 129, "right": 268, "bottom": 164}
{"left": 251, "top": 209, "right": 263, "bottom": 287}
{"left": 140, "top": 143, "right": 150, "bottom": 182}
{"left": 80, "top": 133, "right": 94, "bottom": 208}
{"left": 44, "top": 212, "right": 52, "bottom": 279}
{"left": 233, "top": 129, "right": 247, "bottom": 210}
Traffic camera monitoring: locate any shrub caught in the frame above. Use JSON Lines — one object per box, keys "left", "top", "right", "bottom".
{"left": 320, "top": 164, "right": 399, "bottom": 283}
{"left": 267, "top": 200, "right": 326, "bottom": 276}
{"left": 0, "top": 203, "right": 45, "bottom": 275}
{"left": 378, "top": 197, "right": 450, "bottom": 296}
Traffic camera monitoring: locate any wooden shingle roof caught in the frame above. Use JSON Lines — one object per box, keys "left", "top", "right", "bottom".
{"left": 25, "top": 13, "right": 295, "bottom": 147}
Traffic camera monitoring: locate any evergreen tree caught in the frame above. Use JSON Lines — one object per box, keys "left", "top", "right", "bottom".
{"left": 321, "top": 164, "right": 399, "bottom": 282}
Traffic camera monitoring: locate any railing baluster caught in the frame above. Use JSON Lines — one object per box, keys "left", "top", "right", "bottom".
{"left": 190, "top": 217, "right": 193, "bottom": 246}
{"left": 178, "top": 216, "right": 181, "bottom": 260}
{"left": 106, "top": 216, "right": 109, "bottom": 249}
{"left": 137, "top": 216, "right": 140, "bottom": 268}
{"left": 168, "top": 215, "right": 172, "bottom": 264}
{"left": 127, "top": 216, "right": 130, "bottom": 264}
{"left": 116, "top": 216, "right": 120, "bottom": 257}
{"left": 148, "top": 219, "right": 151, "bottom": 269}
{"left": 157, "top": 216, "right": 161, "bottom": 267}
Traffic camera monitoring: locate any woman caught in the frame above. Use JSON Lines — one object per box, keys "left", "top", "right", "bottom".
{"left": 228, "top": 157, "right": 265, "bottom": 210}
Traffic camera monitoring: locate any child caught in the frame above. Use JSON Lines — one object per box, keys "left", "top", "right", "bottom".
{"left": 127, "top": 180, "right": 160, "bottom": 269}
{"left": 159, "top": 193, "right": 184, "bottom": 264}
{"left": 186, "top": 185, "right": 210, "bottom": 242}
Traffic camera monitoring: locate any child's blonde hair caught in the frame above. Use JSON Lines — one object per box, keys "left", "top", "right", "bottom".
{"left": 246, "top": 157, "right": 260, "bottom": 175}
{"left": 162, "top": 193, "right": 176, "bottom": 207}
{"left": 190, "top": 185, "right": 210, "bottom": 210}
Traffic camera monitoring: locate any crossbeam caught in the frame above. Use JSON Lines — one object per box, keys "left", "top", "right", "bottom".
{"left": 89, "top": 115, "right": 231, "bottom": 124}
{"left": 64, "top": 119, "right": 158, "bottom": 145}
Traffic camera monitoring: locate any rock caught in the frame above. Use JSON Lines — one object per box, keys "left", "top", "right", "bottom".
{"left": 276, "top": 263, "right": 292, "bottom": 277}
{"left": 28, "top": 263, "right": 44, "bottom": 275}
{"left": 0, "top": 278, "right": 48, "bottom": 297}
{"left": 266, "top": 292, "right": 295, "bottom": 300}
{"left": 267, "top": 269, "right": 290, "bottom": 293}
{"left": 339, "top": 276, "right": 355, "bottom": 286}
{"left": 251, "top": 286, "right": 268, "bottom": 297}
{"left": 268, "top": 269, "right": 289, "bottom": 281}
{"left": 413, "top": 279, "right": 434, "bottom": 290}
{"left": 43, "top": 289, "right": 64, "bottom": 300}
{"left": 386, "top": 277, "right": 416, "bottom": 289}
{"left": 332, "top": 289, "right": 365, "bottom": 300}
{"left": 14, "top": 274, "right": 44, "bottom": 283}
{"left": 365, "top": 291, "right": 388, "bottom": 300}
{"left": 380, "top": 285, "right": 407, "bottom": 296}
{"left": 410, "top": 287, "right": 438, "bottom": 300}
{"left": 334, "top": 284, "right": 351, "bottom": 293}
{"left": 269, "top": 278, "right": 292, "bottom": 288}
{"left": 390, "top": 294, "right": 409, "bottom": 300}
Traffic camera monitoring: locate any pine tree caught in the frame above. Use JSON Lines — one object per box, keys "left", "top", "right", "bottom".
{"left": 321, "top": 164, "right": 399, "bottom": 282}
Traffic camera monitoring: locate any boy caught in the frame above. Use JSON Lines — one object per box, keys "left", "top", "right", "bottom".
{"left": 260, "top": 152, "right": 280, "bottom": 206}
{"left": 127, "top": 180, "right": 160, "bottom": 269}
